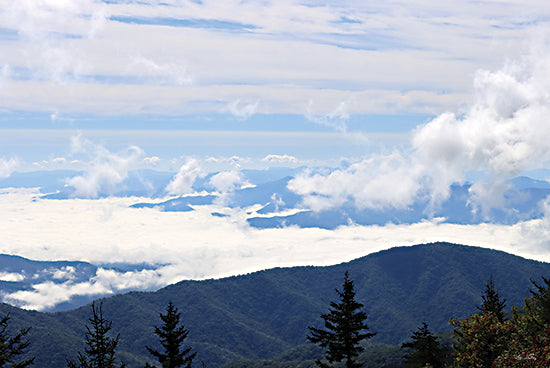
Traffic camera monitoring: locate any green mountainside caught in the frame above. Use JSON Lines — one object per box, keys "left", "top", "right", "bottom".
{"left": 1, "top": 242, "right": 550, "bottom": 367}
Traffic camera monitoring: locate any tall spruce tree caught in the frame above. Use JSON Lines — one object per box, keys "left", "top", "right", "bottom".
{"left": 66, "top": 302, "right": 125, "bottom": 368}
{"left": 144, "top": 302, "right": 196, "bottom": 368}
{"left": 401, "top": 322, "right": 448, "bottom": 368}
{"left": 477, "top": 275, "right": 506, "bottom": 322}
{"left": 0, "top": 314, "right": 34, "bottom": 367}
{"left": 307, "top": 271, "right": 375, "bottom": 368}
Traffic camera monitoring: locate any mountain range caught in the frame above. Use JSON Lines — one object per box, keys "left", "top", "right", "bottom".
{"left": 3, "top": 169, "right": 550, "bottom": 230}
{"left": 1, "top": 242, "right": 549, "bottom": 368}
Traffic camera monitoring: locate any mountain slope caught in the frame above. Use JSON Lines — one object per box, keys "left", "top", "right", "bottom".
{"left": 1, "top": 242, "right": 549, "bottom": 367}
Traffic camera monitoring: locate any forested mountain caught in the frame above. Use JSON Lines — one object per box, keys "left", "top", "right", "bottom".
{"left": 1, "top": 242, "right": 550, "bottom": 367}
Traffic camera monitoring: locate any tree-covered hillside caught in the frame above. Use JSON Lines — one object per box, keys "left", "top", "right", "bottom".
{"left": 1, "top": 242, "right": 549, "bottom": 367}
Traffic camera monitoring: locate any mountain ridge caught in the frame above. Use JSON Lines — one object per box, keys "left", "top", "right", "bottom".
{"left": 0, "top": 242, "right": 549, "bottom": 367}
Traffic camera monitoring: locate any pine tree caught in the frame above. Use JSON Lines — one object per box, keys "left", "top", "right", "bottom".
{"left": 307, "top": 271, "right": 375, "bottom": 368}
{"left": 144, "top": 302, "right": 196, "bottom": 368}
{"left": 401, "top": 322, "right": 448, "bottom": 368}
{"left": 0, "top": 314, "right": 34, "bottom": 367}
{"left": 477, "top": 275, "right": 506, "bottom": 322}
{"left": 66, "top": 302, "right": 126, "bottom": 368}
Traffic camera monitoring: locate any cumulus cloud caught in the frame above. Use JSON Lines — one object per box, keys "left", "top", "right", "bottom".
{"left": 165, "top": 158, "right": 203, "bottom": 195}
{"left": 413, "top": 44, "right": 550, "bottom": 214}
{"left": 0, "top": 158, "right": 18, "bottom": 179}
{"left": 209, "top": 171, "right": 246, "bottom": 193}
{"left": 67, "top": 135, "right": 144, "bottom": 197}
{"left": 291, "top": 43, "right": 550, "bottom": 216}
{"left": 289, "top": 154, "right": 423, "bottom": 212}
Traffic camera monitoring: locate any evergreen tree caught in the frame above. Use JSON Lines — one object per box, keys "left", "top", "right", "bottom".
{"left": 145, "top": 302, "right": 196, "bottom": 368}
{"left": 477, "top": 275, "right": 506, "bottom": 322}
{"left": 0, "top": 314, "right": 34, "bottom": 367}
{"left": 307, "top": 271, "right": 376, "bottom": 368}
{"left": 401, "top": 322, "right": 448, "bottom": 368}
{"left": 66, "top": 302, "right": 125, "bottom": 368}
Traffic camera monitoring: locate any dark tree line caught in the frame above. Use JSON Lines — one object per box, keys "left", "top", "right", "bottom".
{"left": 7, "top": 270, "right": 550, "bottom": 368}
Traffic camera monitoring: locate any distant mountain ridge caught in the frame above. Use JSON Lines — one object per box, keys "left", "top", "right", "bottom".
{"left": 3, "top": 169, "right": 550, "bottom": 229}
{"left": 1, "top": 242, "right": 550, "bottom": 368}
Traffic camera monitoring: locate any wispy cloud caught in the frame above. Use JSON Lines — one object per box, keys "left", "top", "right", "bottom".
{"left": 0, "top": 0, "right": 545, "bottom": 117}
{"left": 226, "top": 99, "right": 259, "bottom": 120}
{"left": 306, "top": 100, "right": 350, "bottom": 133}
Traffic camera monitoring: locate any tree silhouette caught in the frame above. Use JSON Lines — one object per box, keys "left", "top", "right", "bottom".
{"left": 145, "top": 302, "right": 196, "bottom": 368}
{"left": 401, "top": 322, "right": 448, "bottom": 368}
{"left": 477, "top": 275, "right": 506, "bottom": 322}
{"left": 307, "top": 271, "right": 375, "bottom": 368}
{"left": 66, "top": 302, "right": 125, "bottom": 368}
{"left": 0, "top": 314, "right": 34, "bottom": 367}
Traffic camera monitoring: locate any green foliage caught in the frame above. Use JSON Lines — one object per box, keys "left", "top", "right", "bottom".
{"left": 66, "top": 302, "right": 126, "bottom": 368}
{"left": 449, "top": 312, "right": 514, "bottom": 368}
{"left": 488, "top": 276, "right": 550, "bottom": 367}
{"left": 308, "top": 271, "right": 376, "bottom": 368}
{"left": 0, "top": 314, "right": 34, "bottom": 368}
{"left": 401, "top": 323, "right": 448, "bottom": 368}
{"left": 477, "top": 276, "right": 506, "bottom": 323}
{"left": 145, "top": 302, "right": 196, "bottom": 368}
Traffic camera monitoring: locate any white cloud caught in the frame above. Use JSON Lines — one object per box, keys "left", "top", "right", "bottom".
{"left": 67, "top": 135, "right": 144, "bottom": 197}
{"left": 1, "top": 189, "right": 550, "bottom": 311}
{"left": 3, "top": 280, "right": 112, "bottom": 311}
{"left": 143, "top": 156, "right": 161, "bottom": 166}
{"left": 262, "top": 154, "right": 298, "bottom": 163}
{"left": 0, "top": 158, "right": 18, "bottom": 179}
{"left": 209, "top": 170, "right": 245, "bottom": 193}
{"left": 0, "top": 272, "right": 25, "bottom": 282}
{"left": 126, "top": 56, "right": 193, "bottom": 86}
{"left": 289, "top": 154, "right": 423, "bottom": 212}
{"left": 290, "top": 41, "right": 550, "bottom": 215}
{"left": 226, "top": 99, "right": 259, "bottom": 120}
{"left": 306, "top": 100, "right": 350, "bottom": 133}
{"left": 165, "top": 158, "right": 203, "bottom": 195}
{"left": 0, "top": 0, "right": 544, "bottom": 116}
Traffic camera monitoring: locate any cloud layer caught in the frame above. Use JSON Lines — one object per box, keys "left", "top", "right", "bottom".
{"left": 0, "top": 189, "right": 548, "bottom": 310}
{"left": 0, "top": 0, "right": 546, "bottom": 117}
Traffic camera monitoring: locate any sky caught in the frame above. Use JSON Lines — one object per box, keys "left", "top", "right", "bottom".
{"left": 3, "top": 0, "right": 550, "bottom": 310}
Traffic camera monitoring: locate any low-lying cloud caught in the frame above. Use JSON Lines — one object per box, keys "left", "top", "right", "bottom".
{"left": 1, "top": 189, "right": 550, "bottom": 310}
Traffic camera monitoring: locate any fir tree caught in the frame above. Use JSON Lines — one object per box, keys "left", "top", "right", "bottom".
{"left": 401, "top": 322, "right": 448, "bottom": 368}
{"left": 145, "top": 302, "right": 196, "bottom": 368}
{"left": 66, "top": 302, "right": 125, "bottom": 368}
{"left": 307, "top": 271, "right": 375, "bottom": 368}
{"left": 477, "top": 275, "right": 506, "bottom": 322}
{"left": 0, "top": 314, "right": 34, "bottom": 367}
